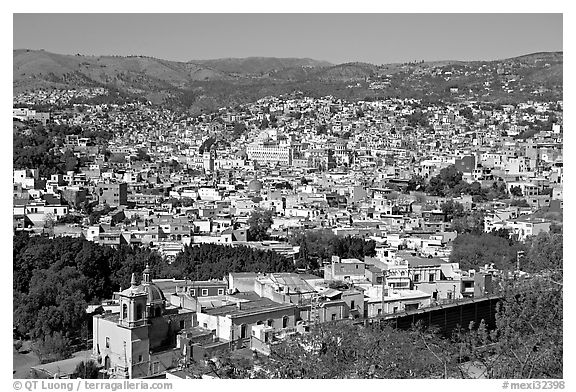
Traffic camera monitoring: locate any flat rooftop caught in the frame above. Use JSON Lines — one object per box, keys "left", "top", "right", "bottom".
{"left": 202, "top": 296, "right": 294, "bottom": 318}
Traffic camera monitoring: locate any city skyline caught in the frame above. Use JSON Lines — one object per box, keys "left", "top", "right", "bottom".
{"left": 14, "top": 13, "right": 562, "bottom": 65}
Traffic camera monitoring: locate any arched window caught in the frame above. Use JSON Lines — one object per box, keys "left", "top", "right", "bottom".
{"left": 240, "top": 324, "right": 248, "bottom": 339}
{"left": 122, "top": 304, "right": 128, "bottom": 320}
{"left": 282, "top": 316, "right": 289, "bottom": 329}
{"left": 104, "top": 356, "right": 111, "bottom": 370}
{"left": 136, "top": 304, "right": 143, "bottom": 320}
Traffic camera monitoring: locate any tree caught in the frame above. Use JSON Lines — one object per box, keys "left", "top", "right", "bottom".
{"left": 32, "top": 332, "right": 73, "bottom": 364}
{"left": 449, "top": 233, "right": 522, "bottom": 271}
{"left": 263, "top": 321, "right": 460, "bottom": 378}
{"left": 247, "top": 208, "right": 274, "bottom": 241}
{"left": 510, "top": 199, "right": 529, "bottom": 207}
{"left": 459, "top": 107, "right": 474, "bottom": 121}
{"left": 63, "top": 149, "right": 79, "bottom": 172}
{"left": 231, "top": 122, "right": 247, "bottom": 138}
{"left": 441, "top": 200, "right": 465, "bottom": 219}
{"left": 510, "top": 186, "right": 523, "bottom": 197}
{"left": 522, "top": 232, "right": 562, "bottom": 273}
{"left": 72, "top": 360, "right": 101, "bottom": 379}
{"left": 456, "top": 277, "right": 562, "bottom": 378}
{"left": 451, "top": 210, "right": 485, "bottom": 234}
{"left": 260, "top": 117, "right": 269, "bottom": 129}
{"left": 407, "top": 175, "right": 426, "bottom": 192}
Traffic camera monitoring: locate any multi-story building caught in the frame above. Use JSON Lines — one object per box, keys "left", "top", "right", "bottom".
{"left": 96, "top": 182, "right": 128, "bottom": 207}
{"left": 246, "top": 141, "right": 293, "bottom": 166}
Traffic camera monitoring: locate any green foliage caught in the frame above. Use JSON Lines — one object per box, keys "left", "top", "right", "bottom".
{"left": 440, "top": 200, "right": 465, "bottom": 219}
{"left": 32, "top": 332, "right": 73, "bottom": 364}
{"left": 231, "top": 122, "right": 247, "bottom": 138}
{"left": 456, "top": 276, "right": 563, "bottom": 378}
{"left": 459, "top": 107, "right": 474, "bottom": 120}
{"left": 264, "top": 321, "right": 458, "bottom": 378}
{"left": 449, "top": 233, "right": 522, "bottom": 271}
{"left": 291, "top": 229, "right": 376, "bottom": 270}
{"left": 426, "top": 165, "right": 462, "bottom": 196}
{"left": 13, "top": 234, "right": 167, "bottom": 340}
{"left": 13, "top": 123, "right": 110, "bottom": 177}
{"left": 72, "top": 360, "right": 101, "bottom": 379}
{"left": 247, "top": 208, "right": 274, "bottom": 241}
{"left": 510, "top": 186, "right": 523, "bottom": 197}
{"left": 492, "top": 277, "right": 562, "bottom": 378}
{"left": 260, "top": 117, "right": 269, "bottom": 129}
{"left": 510, "top": 199, "right": 529, "bottom": 207}
{"left": 168, "top": 243, "right": 294, "bottom": 281}
{"left": 405, "top": 109, "right": 429, "bottom": 128}
{"left": 523, "top": 232, "right": 563, "bottom": 273}
{"left": 198, "top": 136, "right": 217, "bottom": 154}
{"left": 406, "top": 175, "right": 426, "bottom": 192}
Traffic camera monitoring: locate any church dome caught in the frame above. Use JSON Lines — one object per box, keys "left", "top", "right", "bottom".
{"left": 142, "top": 282, "right": 166, "bottom": 304}
{"left": 141, "top": 264, "right": 166, "bottom": 305}
{"left": 247, "top": 179, "right": 263, "bottom": 192}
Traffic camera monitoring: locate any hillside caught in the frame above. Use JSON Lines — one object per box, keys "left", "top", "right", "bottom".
{"left": 13, "top": 50, "right": 563, "bottom": 111}
{"left": 191, "top": 57, "right": 332, "bottom": 76}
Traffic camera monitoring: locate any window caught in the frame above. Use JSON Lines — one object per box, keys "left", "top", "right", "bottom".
{"left": 180, "top": 320, "right": 185, "bottom": 329}
{"left": 136, "top": 304, "right": 143, "bottom": 320}
{"left": 267, "top": 319, "right": 273, "bottom": 327}
{"left": 122, "top": 304, "right": 128, "bottom": 319}
{"left": 282, "top": 316, "right": 289, "bottom": 328}
{"left": 203, "top": 323, "right": 208, "bottom": 328}
{"left": 393, "top": 307, "right": 398, "bottom": 313}
{"left": 240, "top": 324, "right": 248, "bottom": 339}
{"left": 331, "top": 314, "right": 337, "bottom": 321}
{"left": 377, "top": 309, "right": 382, "bottom": 315}
{"left": 190, "top": 289, "right": 196, "bottom": 296}
{"left": 201, "top": 289, "right": 208, "bottom": 297}
{"left": 138, "top": 355, "right": 143, "bottom": 363}
{"left": 218, "top": 288, "right": 224, "bottom": 295}
{"left": 414, "top": 274, "right": 420, "bottom": 283}
{"left": 105, "top": 337, "right": 110, "bottom": 348}
{"left": 350, "top": 300, "right": 355, "bottom": 310}
{"left": 429, "top": 273, "right": 435, "bottom": 282}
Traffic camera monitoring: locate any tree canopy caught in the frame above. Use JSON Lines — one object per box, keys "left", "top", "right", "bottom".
{"left": 247, "top": 208, "right": 274, "bottom": 241}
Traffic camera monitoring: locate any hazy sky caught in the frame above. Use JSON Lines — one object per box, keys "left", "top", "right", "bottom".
{"left": 13, "top": 14, "right": 562, "bottom": 64}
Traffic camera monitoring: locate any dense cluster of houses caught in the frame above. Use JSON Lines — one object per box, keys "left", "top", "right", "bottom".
{"left": 14, "top": 89, "right": 562, "bottom": 379}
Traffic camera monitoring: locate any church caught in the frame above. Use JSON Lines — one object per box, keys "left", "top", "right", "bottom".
{"left": 92, "top": 266, "right": 195, "bottom": 378}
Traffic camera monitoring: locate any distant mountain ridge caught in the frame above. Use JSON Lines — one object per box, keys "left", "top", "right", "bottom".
{"left": 13, "top": 49, "right": 563, "bottom": 111}
{"left": 190, "top": 57, "right": 333, "bottom": 75}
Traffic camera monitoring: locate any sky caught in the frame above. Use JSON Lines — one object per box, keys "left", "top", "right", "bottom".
{"left": 13, "top": 13, "right": 562, "bottom": 65}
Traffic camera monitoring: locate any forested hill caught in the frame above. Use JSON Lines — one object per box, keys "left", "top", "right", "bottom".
{"left": 14, "top": 50, "right": 562, "bottom": 112}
